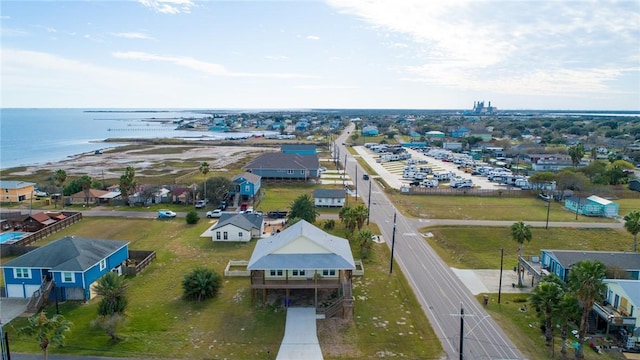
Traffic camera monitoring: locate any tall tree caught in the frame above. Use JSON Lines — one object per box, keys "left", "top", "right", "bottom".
{"left": 357, "top": 230, "right": 374, "bottom": 259}
{"left": 556, "top": 292, "right": 580, "bottom": 355}
{"left": 568, "top": 142, "right": 585, "bottom": 168}
{"left": 199, "top": 162, "right": 210, "bottom": 201}
{"left": 119, "top": 166, "right": 137, "bottom": 206}
{"left": 568, "top": 260, "right": 606, "bottom": 359}
{"left": 288, "top": 194, "right": 318, "bottom": 224}
{"left": 20, "top": 311, "right": 73, "bottom": 360}
{"left": 352, "top": 204, "right": 369, "bottom": 230}
{"left": 623, "top": 210, "right": 640, "bottom": 252}
{"left": 202, "top": 176, "right": 232, "bottom": 206}
{"left": 54, "top": 169, "right": 67, "bottom": 209}
{"left": 339, "top": 206, "right": 358, "bottom": 233}
{"left": 78, "top": 175, "right": 93, "bottom": 206}
{"left": 530, "top": 279, "right": 564, "bottom": 347}
{"left": 510, "top": 221, "right": 532, "bottom": 287}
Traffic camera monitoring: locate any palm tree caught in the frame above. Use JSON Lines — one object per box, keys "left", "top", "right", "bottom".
{"left": 199, "top": 162, "right": 210, "bottom": 202}
{"left": 339, "top": 207, "right": 357, "bottom": 233}
{"left": 530, "top": 280, "right": 564, "bottom": 347}
{"left": 288, "top": 194, "right": 318, "bottom": 224}
{"left": 623, "top": 210, "right": 640, "bottom": 252}
{"left": 510, "top": 221, "right": 532, "bottom": 287}
{"left": 568, "top": 142, "right": 585, "bottom": 168}
{"left": 568, "top": 260, "right": 606, "bottom": 359}
{"left": 352, "top": 204, "right": 369, "bottom": 230}
{"left": 556, "top": 292, "right": 580, "bottom": 355}
{"left": 357, "top": 229, "right": 374, "bottom": 259}
{"left": 54, "top": 169, "right": 67, "bottom": 209}
{"left": 182, "top": 267, "right": 222, "bottom": 302}
{"left": 119, "top": 166, "right": 137, "bottom": 206}
{"left": 78, "top": 175, "right": 93, "bottom": 206}
{"left": 20, "top": 311, "right": 72, "bottom": 360}
{"left": 93, "top": 272, "right": 129, "bottom": 316}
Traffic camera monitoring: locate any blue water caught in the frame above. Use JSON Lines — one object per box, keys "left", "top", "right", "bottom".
{"left": 0, "top": 232, "right": 26, "bottom": 243}
{"left": 0, "top": 109, "right": 276, "bottom": 169}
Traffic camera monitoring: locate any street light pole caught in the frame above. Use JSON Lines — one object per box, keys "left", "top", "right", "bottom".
{"left": 367, "top": 180, "right": 372, "bottom": 225}
{"left": 459, "top": 306, "right": 464, "bottom": 360}
{"left": 389, "top": 212, "right": 397, "bottom": 274}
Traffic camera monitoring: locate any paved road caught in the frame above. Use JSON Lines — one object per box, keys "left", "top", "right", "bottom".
{"left": 338, "top": 125, "right": 524, "bottom": 360}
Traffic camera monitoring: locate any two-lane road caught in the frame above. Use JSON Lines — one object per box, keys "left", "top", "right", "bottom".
{"left": 339, "top": 125, "right": 524, "bottom": 359}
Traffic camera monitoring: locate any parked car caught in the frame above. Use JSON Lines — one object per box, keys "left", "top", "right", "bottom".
{"left": 195, "top": 200, "right": 207, "bottom": 208}
{"left": 319, "top": 167, "right": 327, "bottom": 173}
{"left": 538, "top": 193, "right": 551, "bottom": 202}
{"left": 206, "top": 209, "right": 222, "bottom": 218}
{"left": 363, "top": 174, "right": 370, "bottom": 180}
{"left": 158, "top": 209, "right": 177, "bottom": 218}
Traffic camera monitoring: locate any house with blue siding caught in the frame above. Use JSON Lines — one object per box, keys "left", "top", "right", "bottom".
{"left": 361, "top": 126, "right": 379, "bottom": 136}
{"left": 244, "top": 153, "right": 320, "bottom": 179}
{"left": 1, "top": 236, "right": 129, "bottom": 301}
{"left": 540, "top": 250, "right": 640, "bottom": 282}
{"left": 230, "top": 172, "right": 262, "bottom": 202}
{"left": 281, "top": 144, "right": 317, "bottom": 156}
{"left": 564, "top": 195, "right": 619, "bottom": 217}
{"left": 451, "top": 127, "right": 470, "bottom": 138}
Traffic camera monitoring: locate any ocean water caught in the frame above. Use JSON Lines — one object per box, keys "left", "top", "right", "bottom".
{"left": 0, "top": 109, "right": 274, "bottom": 170}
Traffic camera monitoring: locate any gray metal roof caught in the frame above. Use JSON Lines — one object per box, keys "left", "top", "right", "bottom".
{"left": 2, "top": 236, "right": 129, "bottom": 272}
{"left": 0, "top": 181, "right": 36, "bottom": 189}
{"left": 543, "top": 250, "right": 640, "bottom": 270}
{"left": 247, "top": 220, "right": 355, "bottom": 270}
{"left": 313, "top": 189, "right": 345, "bottom": 199}
{"left": 281, "top": 144, "right": 317, "bottom": 152}
{"left": 212, "top": 213, "right": 263, "bottom": 231}
{"left": 244, "top": 153, "right": 319, "bottom": 170}
{"left": 232, "top": 172, "right": 261, "bottom": 184}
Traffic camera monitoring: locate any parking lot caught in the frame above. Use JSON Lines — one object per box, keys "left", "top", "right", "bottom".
{"left": 353, "top": 146, "right": 508, "bottom": 191}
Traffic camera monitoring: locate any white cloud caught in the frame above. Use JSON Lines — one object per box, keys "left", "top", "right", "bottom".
{"left": 113, "top": 51, "right": 314, "bottom": 79}
{"left": 327, "top": 0, "right": 639, "bottom": 101}
{"left": 306, "top": 35, "right": 320, "bottom": 40}
{"left": 138, "top": 0, "right": 195, "bottom": 14}
{"left": 110, "top": 32, "right": 155, "bottom": 40}
{"left": 1, "top": 28, "right": 28, "bottom": 36}
{"left": 265, "top": 55, "right": 289, "bottom": 61}
{"left": 294, "top": 84, "right": 358, "bottom": 90}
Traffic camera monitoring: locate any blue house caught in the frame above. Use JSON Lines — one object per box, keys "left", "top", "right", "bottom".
{"left": 361, "top": 126, "right": 379, "bottom": 136}
{"left": 281, "top": 144, "right": 317, "bottom": 156}
{"left": 564, "top": 195, "right": 619, "bottom": 217}
{"left": 244, "top": 153, "right": 320, "bottom": 179}
{"left": 1, "top": 236, "right": 129, "bottom": 301}
{"left": 451, "top": 127, "right": 470, "bottom": 138}
{"left": 540, "top": 250, "right": 640, "bottom": 282}
{"left": 295, "top": 121, "right": 308, "bottom": 131}
{"left": 230, "top": 172, "right": 262, "bottom": 201}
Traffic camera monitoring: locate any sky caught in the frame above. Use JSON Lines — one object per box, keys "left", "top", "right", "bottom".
{"left": 1, "top": 0, "right": 639, "bottom": 110}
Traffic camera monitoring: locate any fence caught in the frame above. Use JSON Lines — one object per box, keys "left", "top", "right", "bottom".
{"left": 406, "top": 187, "right": 530, "bottom": 197}
{"left": 224, "top": 260, "right": 251, "bottom": 277}
{"left": 13, "top": 212, "right": 83, "bottom": 246}
{"left": 123, "top": 250, "right": 156, "bottom": 276}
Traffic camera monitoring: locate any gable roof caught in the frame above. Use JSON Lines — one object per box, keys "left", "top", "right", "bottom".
{"left": 313, "top": 189, "right": 346, "bottom": 199}
{"left": 232, "top": 172, "right": 261, "bottom": 184}
{"left": 247, "top": 220, "right": 355, "bottom": 270}
{"left": 2, "top": 236, "right": 128, "bottom": 272}
{"left": 25, "top": 212, "right": 57, "bottom": 225}
{"left": 244, "top": 153, "right": 319, "bottom": 170}
{"left": 281, "top": 144, "right": 317, "bottom": 152}
{"left": 543, "top": 250, "right": 640, "bottom": 271}
{"left": 212, "top": 213, "right": 263, "bottom": 231}
{"left": 0, "top": 181, "right": 36, "bottom": 189}
{"left": 69, "top": 189, "right": 109, "bottom": 198}
{"left": 586, "top": 195, "right": 613, "bottom": 206}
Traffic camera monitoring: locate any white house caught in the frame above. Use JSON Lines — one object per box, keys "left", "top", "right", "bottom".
{"left": 313, "top": 189, "right": 346, "bottom": 207}
{"left": 601, "top": 280, "right": 640, "bottom": 345}
{"left": 211, "top": 213, "right": 263, "bottom": 242}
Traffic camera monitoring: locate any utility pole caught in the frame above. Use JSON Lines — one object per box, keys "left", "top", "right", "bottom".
{"left": 389, "top": 212, "right": 397, "bottom": 274}
{"left": 459, "top": 306, "right": 464, "bottom": 360}
{"left": 498, "top": 248, "right": 504, "bottom": 304}
{"left": 367, "top": 180, "right": 372, "bottom": 225}
{"left": 355, "top": 165, "right": 358, "bottom": 200}
{"left": 545, "top": 196, "right": 551, "bottom": 229}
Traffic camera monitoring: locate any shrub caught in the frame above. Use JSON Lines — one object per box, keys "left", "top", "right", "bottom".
{"left": 323, "top": 219, "right": 335, "bottom": 230}
{"left": 185, "top": 211, "right": 199, "bottom": 224}
{"left": 182, "top": 267, "right": 222, "bottom": 302}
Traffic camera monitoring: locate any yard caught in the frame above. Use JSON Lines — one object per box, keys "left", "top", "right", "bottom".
{"left": 3, "top": 216, "right": 441, "bottom": 359}
{"left": 389, "top": 194, "right": 640, "bottom": 221}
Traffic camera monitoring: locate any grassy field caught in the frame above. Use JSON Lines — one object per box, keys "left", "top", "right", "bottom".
{"left": 3, "top": 217, "right": 441, "bottom": 359}
{"left": 421, "top": 226, "right": 631, "bottom": 270}
{"left": 388, "top": 195, "right": 640, "bottom": 220}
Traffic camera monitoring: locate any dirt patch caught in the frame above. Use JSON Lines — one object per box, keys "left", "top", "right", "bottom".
{"left": 318, "top": 317, "right": 361, "bottom": 358}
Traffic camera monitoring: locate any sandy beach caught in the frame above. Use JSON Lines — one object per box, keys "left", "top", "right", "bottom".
{"left": 5, "top": 143, "right": 277, "bottom": 181}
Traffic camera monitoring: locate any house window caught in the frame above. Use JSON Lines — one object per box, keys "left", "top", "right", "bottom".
{"left": 216, "top": 232, "right": 221, "bottom": 240}
{"left": 223, "top": 231, "right": 228, "bottom": 240}
{"left": 245, "top": 185, "right": 251, "bottom": 192}
{"left": 62, "top": 272, "right": 74, "bottom": 283}
{"left": 322, "top": 270, "right": 336, "bottom": 276}
{"left": 14, "top": 268, "right": 30, "bottom": 279}
{"left": 287, "top": 170, "right": 294, "bottom": 174}
{"left": 269, "top": 270, "right": 284, "bottom": 276}
{"left": 300, "top": 170, "right": 304, "bottom": 174}
{"left": 238, "top": 232, "right": 243, "bottom": 238}
{"left": 99, "top": 259, "right": 106, "bottom": 271}
{"left": 292, "top": 270, "right": 305, "bottom": 277}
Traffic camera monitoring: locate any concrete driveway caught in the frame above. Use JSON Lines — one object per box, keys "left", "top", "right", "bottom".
{"left": 0, "top": 297, "right": 28, "bottom": 324}
{"left": 277, "top": 307, "right": 323, "bottom": 360}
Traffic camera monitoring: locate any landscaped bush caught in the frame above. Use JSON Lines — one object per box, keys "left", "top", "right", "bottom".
{"left": 185, "top": 210, "right": 199, "bottom": 224}
{"left": 323, "top": 219, "right": 335, "bottom": 230}
{"left": 182, "top": 267, "right": 222, "bottom": 302}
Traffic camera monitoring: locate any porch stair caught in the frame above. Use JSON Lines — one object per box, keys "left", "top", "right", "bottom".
{"left": 587, "top": 311, "right": 598, "bottom": 333}
{"left": 25, "top": 278, "right": 54, "bottom": 315}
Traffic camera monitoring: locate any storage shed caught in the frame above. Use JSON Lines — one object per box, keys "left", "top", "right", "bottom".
{"left": 564, "top": 195, "right": 619, "bottom": 218}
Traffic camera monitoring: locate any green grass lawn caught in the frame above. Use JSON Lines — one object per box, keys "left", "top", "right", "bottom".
{"left": 421, "top": 226, "right": 632, "bottom": 270}
{"left": 389, "top": 195, "right": 640, "bottom": 221}
{"left": 4, "top": 217, "right": 441, "bottom": 359}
